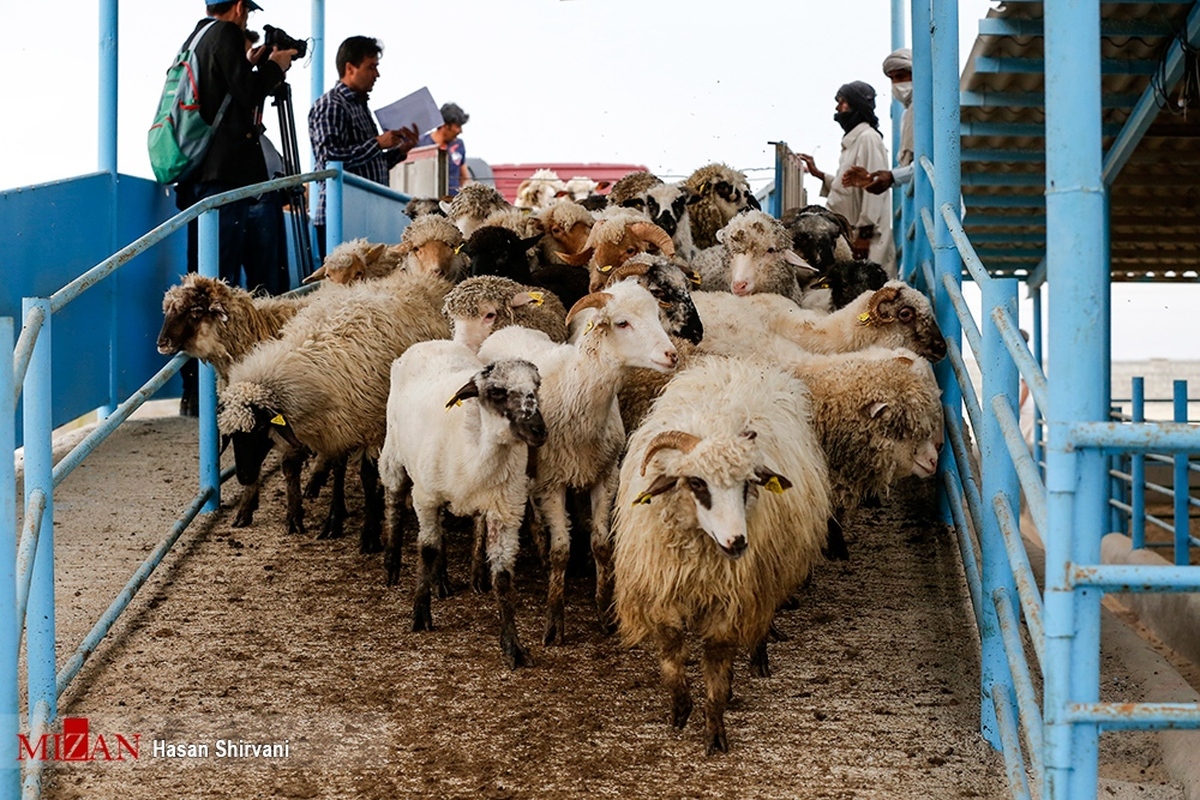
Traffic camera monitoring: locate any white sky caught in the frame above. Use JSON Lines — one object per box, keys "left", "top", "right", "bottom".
{"left": 0, "top": 0, "right": 1193, "bottom": 362}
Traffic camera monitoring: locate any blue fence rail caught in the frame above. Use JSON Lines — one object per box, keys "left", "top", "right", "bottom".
{"left": 2, "top": 161, "right": 413, "bottom": 800}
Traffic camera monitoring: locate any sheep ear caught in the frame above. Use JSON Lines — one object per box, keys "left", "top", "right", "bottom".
{"left": 520, "top": 234, "right": 544, "bottom": 251}
{"left": 685, "top": 192, "right": 703, "bottom": 206}
{"left": 596, "top": 181, "right": 611, "bottom": 191}
{"left": 716, "top": 228, "right": 726, "bottom": 244}
{"left": 894, "top": 356, "right": 914, "bottom": 367}
{"left": 258, "top": 407, "right": 304, "bottom": 449}
{"left": 445, "top": 379, "right": 480, "bottom": 409}
{"left": 302, "top": 265, "right": 328, "bottom": 284}
{"left": 783, "top": 250, "right": 818, "bottom": 272}
{"left": 560, "top": 246, "right": 594, "bottom": 267}
{"left": 631, "top": 474, "right": 679, "bottom": 506}
{"left": 619, "top": 198, "right": 645, "bottom": 211}
{"left": 510, "top": 291, "right": 544, "bottom": 309}
{"left": 366, "top": 243, "right": 387, "bottom": 264}
{"left": 746, "top": 194, "right": 762, "bottom": 210}
{"left": 864, "top": 401, "right": 889, "bottom": 419}
{"left": 439, "top": 200, "right": 453, "bottom": 215}
{"left": 751, "top": 468, "right": 792, "bottom": 493}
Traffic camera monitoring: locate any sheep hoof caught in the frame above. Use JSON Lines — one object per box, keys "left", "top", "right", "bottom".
{"left": 501, "top": 637, "right": 529, "bottom": 670}
{"left": 542, "top": 612, "right": 565, "bottom": 646}
{"left": 671, "top": 697, "right": 693, "bottom": 729}
{"left": 317, "top": 517, "right": 344, "bottom": 540}
{"left": 767, "top": 621, "right": 788, "bottom": 642}
{"left": 412, "top": 600, "right": 433, "bottom": 632}
{"left": 750, "top": 644, "right": 771, "bottom": 679}
{"left": 360, "top": 530, "right": 383, "bottom": 555}
{"left": 435, "top": 570, "right": 454, "bottom": 599}
{"left": 385, "top": 553, "right": 402, "bottom": 587}
{"left": 704, "top": 729, "right": 729, "bottom": 756}
{"left": 596, "top": 609, "right": 617, "bottom": 636}
{"left": 303, "top": 476, "right": 326, "bottom": 500}
{"left": 232, "top": 509, "right": 254, "bottom": 528}
{"left": 287, "top": 517, "right": 306, "bottom": 536}
{"left": 470, "top": 565, "right": 492, "bottom": 594}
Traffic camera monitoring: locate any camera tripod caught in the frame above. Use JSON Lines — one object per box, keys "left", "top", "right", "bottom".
{"left": 270, "top": 81, "right": 316, "bottom": 281}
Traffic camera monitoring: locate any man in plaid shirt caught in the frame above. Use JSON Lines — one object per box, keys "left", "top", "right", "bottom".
{"left": 309, "top": 35, "right": 417, "bottom": 257}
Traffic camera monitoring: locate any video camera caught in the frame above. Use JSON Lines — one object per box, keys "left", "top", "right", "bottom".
{"left": 263, "top": 25, "right": 307, "bottom": 59}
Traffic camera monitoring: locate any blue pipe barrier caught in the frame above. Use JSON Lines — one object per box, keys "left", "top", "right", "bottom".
{"left": 944, "top": 471, "right": 984, "bottom": 631}
{"left": 14, "top": 490, "right": 46, "bottom": 643}
{"left": 993, "top": 588, "right": 1045, "bottom": 783}
{"left": 943, "top": 277, "right": 984, "bottom": 364}
{"left": 992, "top": 683, "right": 1034, "bottom": 800}
{"left": 1066, "top": 702, "right": 1200, "bottom": 731}
{"left": 343, "top": 172, "right": 413, "bottom": 204}
{"left": 1131, "top": 378, "right": 1146, "bottom": 548}
{"left": 198, "top": 211, "right": 220, "bottom": 514}
{"left": 98, "top": 0, "right": 117, "bottom": 176}
{"left": 21, "top": 298, "right": 56, "bottom": 731}
{"left": 327, "top": 160, "right": 345, "bottom": 252}
{"left": 0, "top": 319, "right": 16, "bottom": 799}
{"left": 12, "top": 306, "right": 45, "bottom": 409}
{"left": 991, "top": 304, "right": 1048, "bottom": 421}
{"left": 311, "top": 0, "right": 325, "bottom": 150}
{"left": 945, "top": 412, "right": 985, "bottom": 545}
{"left": 1071, "top": 563, "right": 1200, "bottom": 592}
{"left": 1173, "top": 381, "right": 1190, "bottom": 565}
{"left": 21, "top": 699, "right": 51, "bottom": 799}
{"left": 993, "top": 395, "right": 1049, "bottom": 537}
{"left": 945, "top": 340, "right": 984, "bottom": 449}
{"left": 1044, "top": 0, "right": 1107, "bottom": 793}
{"left": 992, "top": 498, "right": 1045, "bottom": 669}
{"left": 1068, "top": 422, "right": 1200, "bottom": 453}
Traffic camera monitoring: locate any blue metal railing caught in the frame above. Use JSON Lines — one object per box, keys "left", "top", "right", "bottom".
{"left": 4, "top": 162, "right": 396, "bottom": 800}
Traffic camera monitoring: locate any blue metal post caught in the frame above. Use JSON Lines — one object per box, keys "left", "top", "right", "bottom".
{"left": 327, "top": 161, "right": 345, "bottom": 252}
{"left": 771, "top": 144, "right": 784, "bottom": 219}
{"left": 0, "top": 320, "right": 17, "bottom": 798}
{"left": 198, "top": 212, "right": 220, "bottom": 513}
{"left": 931, "top": 0, "right": 963, "bottom": 530}
{"left": 311, "top": 0, "right": 326, "bottom": 170}
{"left": 100, "top": 0, "right": 120, "bottom": 420}
{"left": 1044, "top": 0, "right": 1107, "bottom": 794}
{"left": 1173, "top": 380, "right": 1189, "bottom": 565}
{"left": 981, "top": 278, "right": 1021, "bottom": 749}
{"left": 22, "top": 299, "right": 56, "bottom": 726}
{"left": 891, "top": 0, "right": 907, "bottom": 170}
{"left": 911, "top": 0, "right": 933, "bottom": 296}
{"left": 1032, "top": 286, "right": 1044, "bottom": 474}
{"left": 1131, "top": 377, "right": 1145, "bottom": 549}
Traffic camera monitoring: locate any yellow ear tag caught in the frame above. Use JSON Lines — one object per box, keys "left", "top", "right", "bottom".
{"left": 583, "top": 320, "right": 595, "bottom": 334}
{"left": 270, "top": 414, "right": 287, "bottom": 426}
{"left": 454, "top": 244, "right": 463, "bottom": 254}
{"left": 445, "top": 397, "right": 464, "bottom": 411}
{"left": 765, "top": 476, "right": 787, "bottom": 494}
{"left": 857, "top": 312, "right": 873, "bottom": 326}
{"left": 527, "top": 291, "right": 545, "bottom": 306}
{"left": 632, "top": 491, "right": 654, "bottom": 506}
{"left": 599, "top": 264, "right": 613, "bottom": 273}
{"left": 690, "top": 271, "right": 702, "bottom": 286}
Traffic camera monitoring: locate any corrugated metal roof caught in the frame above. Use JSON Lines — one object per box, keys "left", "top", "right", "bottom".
{"left": 959, "top": 0, "right": 1200, "bottom": 281}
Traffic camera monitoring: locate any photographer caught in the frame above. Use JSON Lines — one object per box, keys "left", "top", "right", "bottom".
{"left": 309, "top": 36, "right": 418, "bottom": 259}
{"left": 174, "top": 0, "right": 296, "bottom": 415}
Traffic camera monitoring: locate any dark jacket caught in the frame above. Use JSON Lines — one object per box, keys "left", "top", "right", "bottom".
{"left": 182, "top": 18, "right": 285, "bottom": 189}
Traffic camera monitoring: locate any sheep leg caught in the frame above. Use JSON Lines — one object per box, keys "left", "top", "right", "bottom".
{"left": 303, "top": 454, "right": 331, "bottom": 499}
{"left": 383, "top": 472, "right": 408, "bottom": 586}
{"left": 824, "top": 514, "right": 850, "bottom": 561}
{"left": 527, "top": 499, "right": 549, "bottom": 572}
{"left": 589, "top": 469, "right": 618, "bottom": 635}
{"left": 316, "top": 457, "right": 348, "bottom": 540}
{"left": 359, "top": 456, "right": 384, "bottom": 554}
{"left": 658, "top": 626, "right": 692, "bottom": 729}
{"left": 749, "top": 636, "right": 771, "bottom": 678}
{"left": 470, "top": 515, "right": 491, "bottom": 594}
{"left": 411, "top": 501, "right": 442, "bottom": 632}
{"left": 231, "top": 481, "right": 260, "bottom": 528}
{"left": 282, "top": 446, "right": 307, "bottom": 535}
{"left": 701, "top": 641, "right": 738, "bottom": 755}
{"left": 539, "top": 489, "right": 570, "bottom": 646}
{"left": 488, "top": 514, "right": 527, "bottom": 669}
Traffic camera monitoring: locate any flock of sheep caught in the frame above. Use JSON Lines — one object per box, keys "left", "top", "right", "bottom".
{"left": 156, "top": 162, "right": 948, "bottom": 755}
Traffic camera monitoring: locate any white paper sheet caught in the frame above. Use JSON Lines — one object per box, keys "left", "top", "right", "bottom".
{"left": 374, "top": 87, "right": 442, "bottom": 134}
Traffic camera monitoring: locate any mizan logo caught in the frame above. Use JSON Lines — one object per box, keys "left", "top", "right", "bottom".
{"left": 17, "top": 717, "right": 140, "bottom": 762}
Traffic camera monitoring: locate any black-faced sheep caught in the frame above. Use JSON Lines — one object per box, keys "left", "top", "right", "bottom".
{"left": 798, "top": 259, "right": 889, "bottom": 313}
{"left": 614, "top": 354, "right": 829, "bottom": 754}
{"left": 378, "top": 341, "right": 546, "bottom": 669}
{"left": 684, "top": 163, "right": 761, "bottom": 250}
{"left": 218, "top": 270, "right": 452, "bottom": 547}
{"left": 781, "top": 205, "right": 854, "bottom": 270}
{"left": 464, "top": 226, "right": 590, "bottom": 309}
{"left": 442, "top": 275, "right": 568, "bottom": 351}
{"left": 477, "top": 281, "right": 679, "bottom": 645}
{"left": 693, "top": 210, "right": 817, "bottom": 304}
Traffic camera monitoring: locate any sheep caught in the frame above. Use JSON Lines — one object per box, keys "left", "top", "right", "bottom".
{"left": 781, "top": 205, "right": 855, "bottom": 269}
{"left": 693, "top": 280, "right": 948, "bottom": 364}
{"left": 157, "top": 274, "right": 319, "bottom": 527}
{"left": 797, "top": 259, "right": 889, "bottom": 313}
{"left": 378, "top": 341, "right": 546, "bottom": 668}
{"left": 613, "top": 354, "right": 829, "bottom": 754}
{"left": 404, "top": 197, "right": 447, "bottom": 220}
{"left": 442, "top": 183, "right": 512, "bottom": 239}
{"left": 477, "top": 281, "right": 680, "bottom": 645}
{"left": 514, "top": 168, "right": 567, "bottom": 211}
{"left": 558, "top": 176, "right": 611, "bottom": 204}
{"left": 218, "top": 270, "right": 452, "bottom": 547}
{"left": 302, "top": 238, "right": 402, "bottom": 285}
{"left": 643, "top": 182, "right": 699, "bottom": 262}
{"left": 608, "top": 170, "right": 663, "bottom": 207}
{"left": 558, "top": 210, "right": 676, "bottom": 292}
{"left": 693, "top": 210, "right": 817, "bottom": 304}
{"left": 684, "top": 163, "right": 760, "bottom": 250}
{"left": 535, "top": 200, "right": 595, "bottom": 267}
{"left": 481, "top": 207, "right": 545, "bottom": 240}
{"left": 442, "top": 275, "right": 568, "bottom": 352}
{"left": 464, "top": 225, "right": 591, "bottom": 309}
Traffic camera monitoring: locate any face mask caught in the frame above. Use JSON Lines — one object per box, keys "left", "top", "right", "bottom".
{"left": 892, "top": 81, "right": 913, "bottom": 107}
{"left": 834, "top": 110, "right": 859, "bottom": 133}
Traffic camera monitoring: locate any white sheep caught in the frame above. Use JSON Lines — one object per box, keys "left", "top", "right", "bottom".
{"left": 613, "top": 354, "right": 830, "bottom": 754}
{"left": 218, "top": 270, "right": 452, "bottom": 546}
{"left": 302, "top": 238, "right": 402, "bottom": 285}
{"left": 442, "top": 183, "right": 512, "bottom": 239}
{"left": 442, "top": 275, "right": 568, "bottom": 351}
{"left": 378, "top": 340, "right": 546, "bottom": 668}
{"left": 477, "top": 280, "right": 680, "bottom": 645}
{"left": 693, "top": 210, "right": 817, "bottom": 303}
{"left": 514, "top": 168, "right": 567, "bottom": 211}
{"left": 684, "top": 163, "right": 760, "bottom": 250}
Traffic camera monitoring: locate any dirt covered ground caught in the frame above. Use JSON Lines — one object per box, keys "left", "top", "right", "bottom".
{"left": 36, "top": 413, "right": 1014, "bottom": 799}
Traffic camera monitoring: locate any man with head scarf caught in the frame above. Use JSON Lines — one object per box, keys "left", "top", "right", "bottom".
{"left": 799, "top": 80, "right": 896, "bottom": 276}
{"left": 848, "top": 48, "right": 914, "bottom": 196}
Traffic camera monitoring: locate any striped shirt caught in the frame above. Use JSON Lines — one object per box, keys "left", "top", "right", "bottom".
{"left": 308, "top": 82, "right": 403, "bottom": 225}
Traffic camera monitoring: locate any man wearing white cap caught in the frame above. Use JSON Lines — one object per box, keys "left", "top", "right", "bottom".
{"left": 849, "top": 48, "right": 915, "bottom": 195}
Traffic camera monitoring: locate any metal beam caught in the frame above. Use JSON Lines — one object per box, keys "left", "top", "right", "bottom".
{"left": 968, "top": 232, "right": 1046, "bottom": 244}
{"left": 973, "top": 56, "right": 1158, "bottom": 76}
{"left": 980, "top": 18, "right": 1174, "bottom": 37}
{"left": 1103, "top": 2, "right": 1200, "bottom": 185}
{"left": 963, "top": 148, "right": 1045, "bottom": 163}
{"left": 961, "top": 90, "right": 1140, "bottom": 109}
{"left": 961, "top": 172, "right": 1045, "bottom": 187}
{"left": 965, "top": 214, "right": 1046, "bottom": 227}
{"left": 962, "top": 122, "right": 1124, "bottom": 137}
{"left": 963, "top": 194, "right": 1046, "bottom": 208}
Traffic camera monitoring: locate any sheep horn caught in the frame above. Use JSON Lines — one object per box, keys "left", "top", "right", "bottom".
{"left": 559, "top": 246, "right": 595, "bottom": 267}
{"left": 640, "top": 430, "right": 702, "bottom": 476}
{"left": 866, "top": 285, "right": 902, "bottom": 323}
{"left": 565, "top": 291, "right": 612, "bottom": 325}
{"left": 628, "top": 222, "right": 676, "bottom": 258}
{"left": 302, "top": 264, "right": 328, "bottom": 284}
{"left": 602, "top": 261, "right": 652, "bottom": 288}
